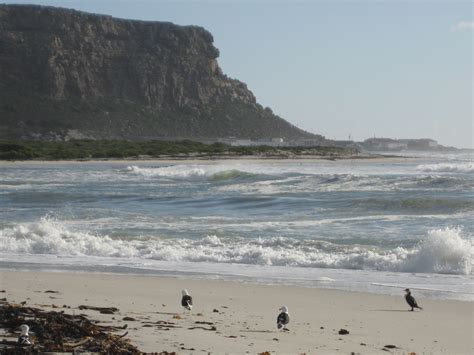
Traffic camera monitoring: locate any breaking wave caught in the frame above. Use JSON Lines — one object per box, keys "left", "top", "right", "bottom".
{"left": 126, "top": 165, "right": 259, "bottom": 181}
{"left": 125, "top": 164, "right": 472, "bottom": 195}
{"left": 401, "top": 227, "right": 472, "bottom": 274}
{"left": 1, "top": 217, "right": 471, "bottom": 275}
{"left": 126, "top": 165, "right": 207, "bottom": 179}
{"left": 417, "top": 162, "right": 474, "bottom": 173}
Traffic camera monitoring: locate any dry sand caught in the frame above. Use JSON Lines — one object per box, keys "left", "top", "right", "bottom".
{"left": 1, "top": 270, "right": 472, "bottom": 354}
{"left": 0, "top": 154, "right": 416, "bottom": 167}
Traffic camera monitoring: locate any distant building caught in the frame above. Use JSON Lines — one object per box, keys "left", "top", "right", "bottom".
{"left": 288, "top": 138, "right": 327, "bottom": 147}
{"left": 363, "top": 138, "right": 408, "bottom": 150}
{"left": 218, "top": 137, "right": 286, "bottom": 147}
{"left": 230, "top": 139, "right": 253, "bottom": 146}
{"left": 334, "top": 140, "right": 358, "bottom": 148}
{"left": 361, "top": 138, "right": 439, "bottom": 151}
{"left": 399, "top": 139, "right": 438, "bottom": 150}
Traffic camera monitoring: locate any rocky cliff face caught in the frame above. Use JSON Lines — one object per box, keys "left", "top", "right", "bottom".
{"left": 0, "top": 5, "right": 321, "bottom": 141}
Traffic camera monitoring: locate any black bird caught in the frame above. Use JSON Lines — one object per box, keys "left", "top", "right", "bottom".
{"left": 277, "top": 306, "right": 290, "bottom": 331}
{"left": 405, "top": 288, "right": 422, "bottom": 311}
{"left": 181, "top": 289, "right": 193, "bottom": 311}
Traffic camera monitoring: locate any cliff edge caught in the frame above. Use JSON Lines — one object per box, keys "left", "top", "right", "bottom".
{"left": 0, "top": 5, "right": 322, "bottom": 142}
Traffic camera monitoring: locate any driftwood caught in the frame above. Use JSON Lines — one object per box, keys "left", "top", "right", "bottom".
{"left": 0, "top": 303, "right": 141, "bottom": 354}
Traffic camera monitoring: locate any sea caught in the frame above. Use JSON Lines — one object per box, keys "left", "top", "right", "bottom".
{"left": 0, "top": 152, "right": 472, "bottom": 301}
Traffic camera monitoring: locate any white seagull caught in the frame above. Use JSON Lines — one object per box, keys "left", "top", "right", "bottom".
{"left": 181, "top": 289, "right": 193, "bottom": 311}
{"left": 18, "top": 324, "right": 31, "bottom": 345}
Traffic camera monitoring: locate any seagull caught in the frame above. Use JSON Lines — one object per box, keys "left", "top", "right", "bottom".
{"left": 18, "top": 324, "right": 31, "bottom": 345}
{"left": 405, "top": 288, "right": 422, "bottom": 311}
{"left": 181, "top": 289, "right": 193, "bottom": 311}
{"left": 277, "top": 306, "right": 290, "bottom": 331}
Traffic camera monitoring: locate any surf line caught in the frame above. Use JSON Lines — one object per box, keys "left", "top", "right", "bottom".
{"left": 371, "top": 282, "right": 474, "bottom": 294}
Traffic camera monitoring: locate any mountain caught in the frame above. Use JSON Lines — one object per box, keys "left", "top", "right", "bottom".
{"left": 0, "top": 4, "right": 323, "bottom": 142}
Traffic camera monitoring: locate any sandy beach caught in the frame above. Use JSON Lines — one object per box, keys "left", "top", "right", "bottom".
{"left": 0, "top": 154, "right": 416, "bottom": 166}
{"left": 1, "top": 270, "right": 472, "bottom": 354}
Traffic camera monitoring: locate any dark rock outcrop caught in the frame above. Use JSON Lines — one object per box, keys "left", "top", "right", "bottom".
{"left": 0, "top": 5, "right": 322, "bottom": 141}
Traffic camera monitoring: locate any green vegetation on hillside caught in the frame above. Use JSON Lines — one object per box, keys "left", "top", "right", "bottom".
{"left": 0, "top": 140, "right": 355, "bottom": 160}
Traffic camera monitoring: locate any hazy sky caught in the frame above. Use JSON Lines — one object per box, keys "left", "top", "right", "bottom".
{"left": 6, "top": 0, "right": 473, "bottom": 148}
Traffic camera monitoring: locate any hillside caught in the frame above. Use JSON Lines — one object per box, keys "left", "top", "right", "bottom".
{"left": 0, "top": 5, "right": 323, "bottom": 142}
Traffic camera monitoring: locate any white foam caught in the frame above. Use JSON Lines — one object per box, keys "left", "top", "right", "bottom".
{"left": 417, "top": 162, "right": 474, "bottom": 173}
{"left": 1, "top": 218, "right": 471, "bottom": 276}
{"left": 125, "top": 165, "right": 262, "bottom": 182}
{"left": 0, "top": 217, "right": 138, "bottom": 258}
{"left": 401, "top": 227, "right": 472, "bottom": 275}
{"left": 126, "top": 165, "right": 207, "bottom": 178}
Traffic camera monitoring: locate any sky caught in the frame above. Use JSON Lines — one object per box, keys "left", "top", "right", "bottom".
{"left": 4, "top": 0, "right": 473, "bottom": 148}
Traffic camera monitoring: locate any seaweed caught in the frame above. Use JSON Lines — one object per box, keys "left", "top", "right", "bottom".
{"left": 0, "top": 303, "right": 141, "bottom": 353}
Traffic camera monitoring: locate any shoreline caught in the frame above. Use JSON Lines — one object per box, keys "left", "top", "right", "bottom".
{"left": 0, "top": 153, "right": 416, "bottom": 165}
{"left": 1, "top": 269, "right": 472, "bottom": 353}
{"left": 1, "top": 260, "right": 472, "bottom": 302}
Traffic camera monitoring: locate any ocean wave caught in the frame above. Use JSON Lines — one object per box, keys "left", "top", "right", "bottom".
{"left": 353, "top": 197, "right": 474, "bottom": 212}
{"left": 214, "top": 174, "right": 472, "bottom": 196}
{"left": 400, "top": 175, "right": 471, "bottom": 189}
{"left": 125, "top": 163, "right": 473, "bottom": 195}
{"left": 1, "top": 218, "right": 471, "bottom": 275}
{"left": 207, "top": 169, "right": 258, "bottom": 181}
{"left": 124, "top": 163, "right": 401, "bottom": 182}
{"left": 126, "top": 165, "right": 260, "bottom": 181}
{"left": 400, "top": 227, "right": 472, "bottom": 274}
{"left": 126, "top": 165, "right": 207, "bottom": 179}
{"left": 417, "top": 163, "right": 474, "bottom": 173}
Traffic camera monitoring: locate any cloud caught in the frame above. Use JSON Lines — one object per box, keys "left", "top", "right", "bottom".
{"left": 451, "top": 21, "right": 474, "bottom": 32}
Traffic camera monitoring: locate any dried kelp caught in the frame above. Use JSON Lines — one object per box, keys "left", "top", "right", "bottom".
{"left": 0, "top": 303, "right": 141, "bottom": 354}
{"left": 78, "top": 304, "right": 119, "bottom": 314}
